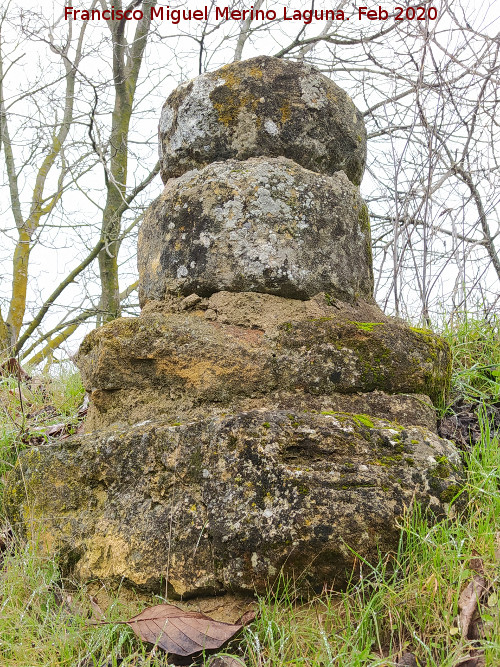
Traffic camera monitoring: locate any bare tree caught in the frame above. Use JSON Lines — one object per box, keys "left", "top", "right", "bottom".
{"left": 0, "top": 1, "right": 163, "bottom": 359}
{"left": 1, "top": 0, "right": 498, "bottom": 366}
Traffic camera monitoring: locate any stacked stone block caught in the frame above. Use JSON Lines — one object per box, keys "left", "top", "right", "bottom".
{"left": 6, "top": 57, "right": 463, "bottom": 598}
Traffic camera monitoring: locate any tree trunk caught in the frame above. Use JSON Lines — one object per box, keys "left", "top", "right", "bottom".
{"left": 0, "top": 309, "right": 10, "bottom": 357}
{"left": 98, "top": 100, "right": 131, "bottom": 322}
{"left": 98, "top": 0, "right": 156, "bottom": 323}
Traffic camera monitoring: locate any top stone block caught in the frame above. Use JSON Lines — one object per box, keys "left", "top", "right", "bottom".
{"left": 159, "top": 56, "right": 367, "bottom": 185}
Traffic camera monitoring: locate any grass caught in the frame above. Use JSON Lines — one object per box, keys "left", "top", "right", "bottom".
{"left": 441, "top": 313, "right": 500, "bottom": 405}
{"left": 0, "top": 317, "right": 498, "bottom": 666}
{"left": 0, "top": 362, "right": 84, "bottom": 501}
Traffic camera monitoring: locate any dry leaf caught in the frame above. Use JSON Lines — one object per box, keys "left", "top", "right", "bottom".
{"left": 1, "top": 357, "right": 31, "bottom": 381}
{"left": 395, "top": 652, "right": 419, "bottom": 667}
{"left": 126, "top": 603, "right": 252, "bottom": 660}
{"left": 235, "top": 610, "right": 256, "bottom": 626}
{"left": 468, "top": 552, "right": 484, "bottom": 575}
{"left": 208, "top": 657, "right": 246, "bottom": 667}
{"left": 45, "top": 423, "right": 67, "bottom": 437}
{"left": 458, "top": 575, "right": 488, "bottom": 639}
{"left": 453, "top": 653, "right": 486, "bottom": 667}
{"left": 89, "top": 595, "right": 106, "bottom": 621}
{"left": 77, "top": 395, "right": 89, "bottom": 418}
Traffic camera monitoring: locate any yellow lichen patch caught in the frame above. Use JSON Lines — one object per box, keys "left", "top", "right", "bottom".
{"left": 280, "top": 101, "right": 291, "bottom": 123}
{"left": 325, "top": 88, "right": 338, "bottom": 104}
{"left": 24, "top": 513, "right": 58, "bottom": 556}
{"left": 249, "top": 65, "right": 263, "bottom": 79}
{"left": 212, "top": 92, "right": 254, "bottom": 126}
{"left": 216, "top": 64, "right": 239, "bottom": 86}
{"left": 212, "top": 66, "right": 262, "bottom": 126}
{"left": 94, "top": 486, "right": 108, "bottom": 506}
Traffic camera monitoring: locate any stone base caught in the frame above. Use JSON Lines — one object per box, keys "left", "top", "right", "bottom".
{"left": 6, "top": 410, "right": 464, "bottom": 597}
{"left": 77, "top": 292, "right": 450, "bottom": 432}
{"left": 85, "top": 387, "right": 438, "bottom": 434}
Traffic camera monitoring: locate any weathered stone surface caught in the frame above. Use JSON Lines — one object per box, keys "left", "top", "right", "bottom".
{"left": 139, "top": 158, "right": 373, "bottom": 304}
{"left": 142, "top": 290, "right": 388, "bottom": 330}
{"left": 5, "top": 411, "right": 464, "bottom": 597}
{"left": 76, "top": 306, "right": 450, "bottom": 430}
{"left": 84, "top": 385, "right": 438, "bottom": 435}
{"left": 159, "top": 56, "right": 367, "bottom": 185}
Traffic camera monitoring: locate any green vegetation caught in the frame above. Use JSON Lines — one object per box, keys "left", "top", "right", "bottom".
{"left": 0, "top": 363, "right": 84, "bottom": 504}
{"left": 349, "top": 321, "right": 383, "bottom": 333}
{"left": 0, "top": 318, "right": 498, "bottom": 665}
{"left": 441, "top": 313, "right": 500, "bottom": 404}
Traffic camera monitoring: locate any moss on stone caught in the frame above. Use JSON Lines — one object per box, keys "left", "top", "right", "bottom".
{"left": 352, "top": 413, "right": 375, "bottom": 428}
{"left": 439, "top": 484, "right": 462, "bottom": 503}
{"left": 276, "top": 317, "right": 451, "bottom": 406}
{"left": 348, "top": 322, "right": 383, "bottom": 332}
{"left": 431, "top": 456, "right": 451, "bottom": 479}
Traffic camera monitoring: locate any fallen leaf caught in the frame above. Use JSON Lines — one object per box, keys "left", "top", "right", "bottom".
{"left": 1, "top": 357, "right": 31, "bottom": 381}
{"left": 235, "top": 610, "right": 256, "bottom": 626}
{"left": 395, "top": 652, "right": 419, "bottom": 667}
{"left": 208, "top": 657, "right": 246, "bottom": 667}
{"left": 469, "top": 552, "right": 484, "bottom": 575}
{"left": 45, "top": 423, "right": 67, "bottom": 437}
{"left": 89, "top": 595, "right": 106, "bottom": 621}
{"left": 458, "top": 575, "right": 488, "bottom": 639}
{"left": 77, "top": 394, "right": 89, "bottom": 418}
{"left": 126, "top": 603, "right": 251, "bottom": 660}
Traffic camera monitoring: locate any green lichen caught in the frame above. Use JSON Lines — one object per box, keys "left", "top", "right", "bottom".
{"left": 187, "top": 448, "right": 204, "bottom": 477}
{"left": 358, "top": 203, "right": 372, "bottom": 264}
{"left": 357, "top": 203, "right": 370, "bottom": 234}
{"left": 319, "top": 411, "right": 375, "bottom": 430}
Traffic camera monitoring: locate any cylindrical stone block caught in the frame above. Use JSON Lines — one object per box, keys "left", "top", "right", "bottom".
{"left": 138, "top": 157, "right": 373, "bottom": 304}
{"left": 159, "top": 55, "right": 367, "bottom": 185}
